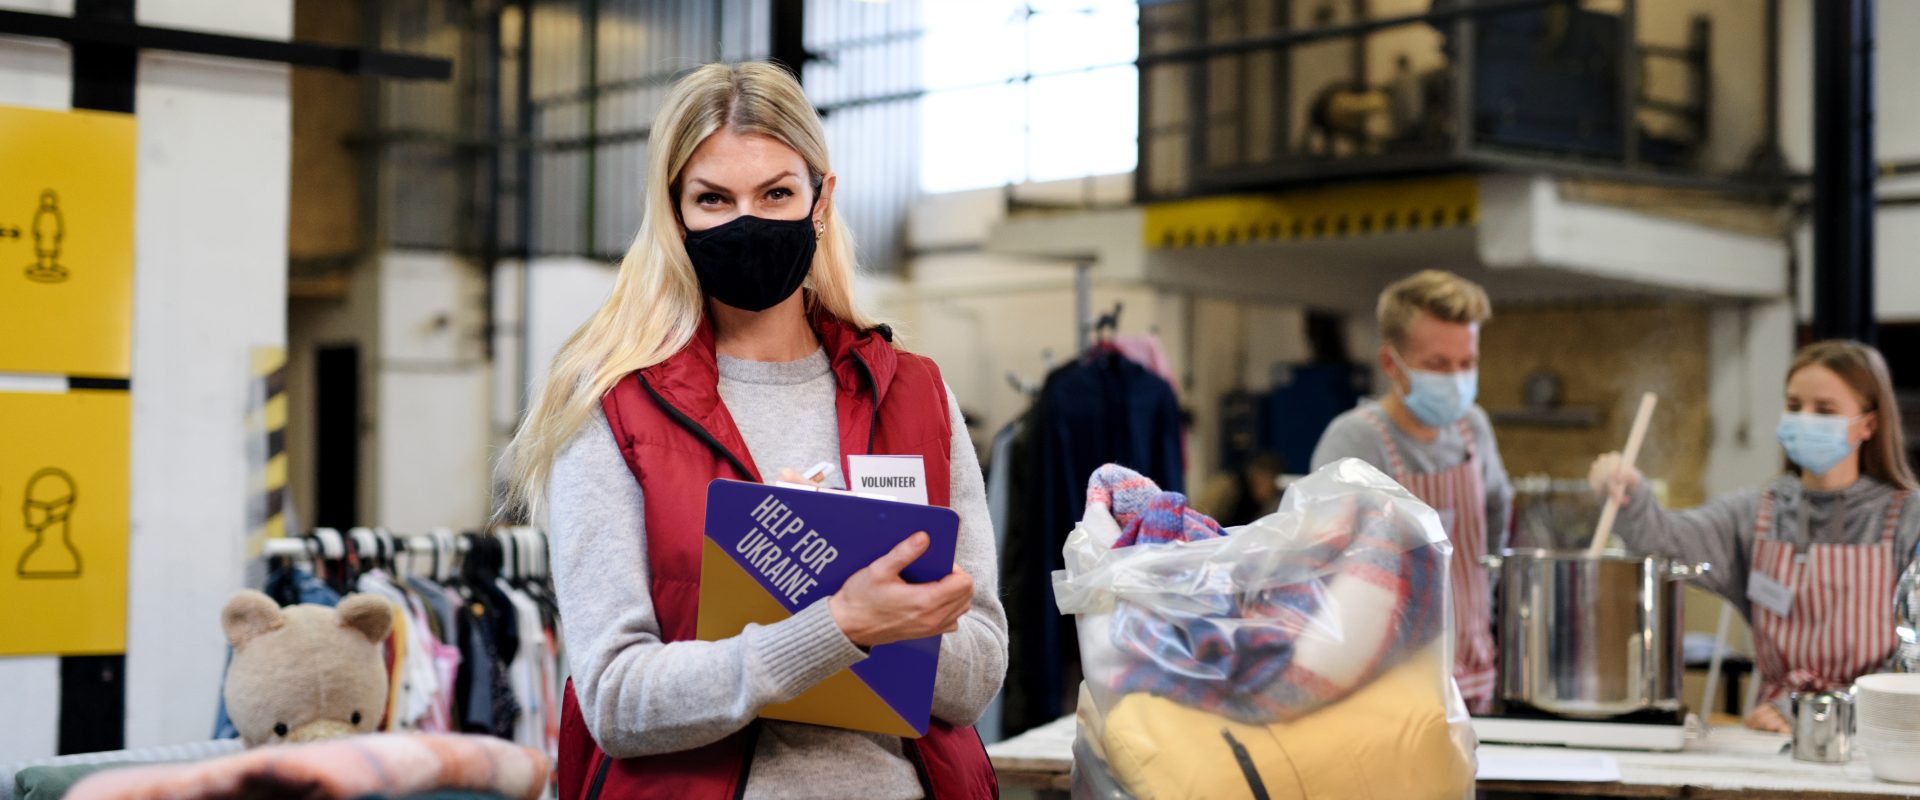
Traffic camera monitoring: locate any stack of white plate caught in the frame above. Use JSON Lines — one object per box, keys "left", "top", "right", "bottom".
{"left": 1856, "top": 674, "right": 1920, "bottom": 783}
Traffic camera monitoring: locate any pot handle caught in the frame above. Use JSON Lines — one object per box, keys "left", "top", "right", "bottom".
{"left": 1479, "top": 554, "right": 1503, "bottom": 570}
{"left": 1666, "top": 561, "right": 1712, "bottom": 580}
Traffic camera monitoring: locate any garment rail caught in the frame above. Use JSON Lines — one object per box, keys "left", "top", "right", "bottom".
{"left": 240, "top": 525, "right": 562, "bottom": 754}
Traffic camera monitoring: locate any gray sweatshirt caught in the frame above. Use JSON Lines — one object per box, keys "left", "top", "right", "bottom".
{"left": 543, "top": 349, "right": 1008, "bottom": 800}
{"left": 1616, "top": 474, "right": 1920, "bottom": 620}
{"left": 1310, "top": 400, "right": 1515, "bottom": 546}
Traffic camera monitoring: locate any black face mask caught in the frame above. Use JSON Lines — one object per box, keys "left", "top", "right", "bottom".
{"left": 684, "top": 205, "right": 819, "bottom": 313}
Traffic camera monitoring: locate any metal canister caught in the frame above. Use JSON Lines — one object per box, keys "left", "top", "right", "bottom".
{"left": 1792, "top": 690, "right": 1856, "bottom": 763}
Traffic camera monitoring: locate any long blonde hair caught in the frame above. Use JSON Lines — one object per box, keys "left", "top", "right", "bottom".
{"left": 1788, "top": 340, "right": 1920, "bottom": 491}
{"left": 500, "top": 62, "right": 878, "bottom": 520}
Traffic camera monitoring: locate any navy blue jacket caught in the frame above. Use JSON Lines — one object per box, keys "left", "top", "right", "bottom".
{"left": 1000, "top": 351, "right": 1183, "bottom": 735}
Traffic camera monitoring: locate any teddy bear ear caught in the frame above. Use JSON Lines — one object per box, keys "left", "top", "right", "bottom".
{"left": 222, "top": 590, "right": 285, "bottom": 648}
{"left": 336, "top": 594, "right": 393, "bottom": 644}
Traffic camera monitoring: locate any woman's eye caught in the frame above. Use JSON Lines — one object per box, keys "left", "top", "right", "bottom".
{"left": 697, "top": 193, "right": 725, "bottom": 206}
{"left": 767, "top": 187, "right": 793, "bottom": 201}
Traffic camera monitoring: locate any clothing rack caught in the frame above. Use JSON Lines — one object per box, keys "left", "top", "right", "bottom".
{"left": 239, "top": 525, "right": 564, "bottom": 753}
{"left": 258, "top": 526, "right": 549, "bottom": 583}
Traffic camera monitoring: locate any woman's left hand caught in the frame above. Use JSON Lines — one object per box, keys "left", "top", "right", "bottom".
{"left": 1744, "top": 703, "right": 1791, "bottom": 734}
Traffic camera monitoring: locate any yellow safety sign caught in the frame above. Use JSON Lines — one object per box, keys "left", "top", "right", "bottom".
{"left": 0, "top": 104, "right": 137, "bottom": 377}
{"left": 0, "top": 389, "right": 130, "bottom": 656}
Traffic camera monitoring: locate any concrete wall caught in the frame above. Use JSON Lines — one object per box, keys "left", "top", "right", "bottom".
{"left": 287, "top": 262, "right": 382, "bottom": 529}
{"left": 374, "top": 251, "right": 492, "bottom": 531}
{"left": 1868, "top": 0, "right": 1920, "bottom": 336}
{"left": 0, "top": 0, "right": 293, "bottom": 758}
{"left": 1480, "top": 302, "right": 1713, "bottom": 506}
{"left": 286, "top": 0, "right": 360, "bottom": 264}
{"left": 288, "top": 250, "right": 499, "bottom": 535}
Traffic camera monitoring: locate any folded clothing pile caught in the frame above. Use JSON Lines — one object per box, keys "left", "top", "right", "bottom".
{"left": 63, "top": 733, "right": 549, "bottom": 800}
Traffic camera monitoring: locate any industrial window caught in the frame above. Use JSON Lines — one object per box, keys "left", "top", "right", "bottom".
{"left": 919, "top": 0, "right": 1139, "bottom": 194}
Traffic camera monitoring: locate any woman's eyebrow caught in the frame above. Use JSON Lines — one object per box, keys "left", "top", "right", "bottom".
{"left": 754, "top": 171, "right": 799, "bottom": 191}
{"left": 686, "top": 172, "right": 797, "bottom": 193}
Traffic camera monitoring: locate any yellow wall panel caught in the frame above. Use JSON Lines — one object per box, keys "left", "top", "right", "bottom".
{"left": 0, "top": 104, "right": 137, "bottom": 377}
{"left": 0, "top": 389, "right": 130, "bottom": 655}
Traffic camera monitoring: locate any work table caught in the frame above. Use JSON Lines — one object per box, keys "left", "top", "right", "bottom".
{"left": 987, "top": 714, "right": 1920, "bottom": 799}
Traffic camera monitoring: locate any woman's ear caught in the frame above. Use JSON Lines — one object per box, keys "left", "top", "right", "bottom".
{"left": 1857, "top": 410, "right": 1879, "bottom": 444}
{"left": 814, "top": 173, "right": 837, "bottom": 236}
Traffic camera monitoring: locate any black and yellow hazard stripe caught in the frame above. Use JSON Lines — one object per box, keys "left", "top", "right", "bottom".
{"left": 1143, "top": 175, "right": 1480, "bottom": 249}
{"left": 246, "top": 347, "right": 290, "bottom": 558}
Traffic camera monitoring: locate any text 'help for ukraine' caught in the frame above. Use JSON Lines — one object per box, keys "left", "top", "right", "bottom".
{"left": 737, "top": 494, "right": 841, "bottom": 605}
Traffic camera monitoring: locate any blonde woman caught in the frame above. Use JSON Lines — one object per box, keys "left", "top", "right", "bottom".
{"left": 1591, "top": 340, "right": 1920, "bottom": 732}
{"left": 504, "top": 63, "right": 1004, "bottom": 799}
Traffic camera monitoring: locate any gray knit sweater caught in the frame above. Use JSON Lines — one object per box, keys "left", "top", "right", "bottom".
{"left": 543, "top": 349, "right": 1007, "bottom": 799}
{"left": 1309, "top": 399, "right": 1516, "bottom": 546}
{"left": 1616, "top": 473, "right": 1920, "bottom": 619}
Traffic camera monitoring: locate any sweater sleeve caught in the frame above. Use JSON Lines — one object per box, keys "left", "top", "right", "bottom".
{"left": 930, "top": 385, "right": 1011, "bottom": 725}
{"left": 1612, "top": 481, "right": 1761, "bottom": 609}
{"left": 1471, "top": 408, "right": 1516, "bottom": 551}
{"left": 546, "top": 410, "right": 868, "bottom": 758}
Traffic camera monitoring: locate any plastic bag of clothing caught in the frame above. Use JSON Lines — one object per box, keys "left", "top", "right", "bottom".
{"left": 1054, "top": 459, "right": 1476, "bottom": 800}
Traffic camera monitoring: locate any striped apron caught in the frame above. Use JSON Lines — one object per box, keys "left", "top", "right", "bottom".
{"left": 1749, "top": 489, "right": 1910, "bottom": 706}
{"left": 1365, "top": 409, "right": 1499, "bottom": 713}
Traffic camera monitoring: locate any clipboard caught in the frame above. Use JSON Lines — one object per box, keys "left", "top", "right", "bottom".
{"left": 697, "top": 478, "right": 959, "bottom": 737}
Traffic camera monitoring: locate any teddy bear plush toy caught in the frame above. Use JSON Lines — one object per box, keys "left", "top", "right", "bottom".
{"left": 221, "top": 589, "right": 392, "bottom": 746}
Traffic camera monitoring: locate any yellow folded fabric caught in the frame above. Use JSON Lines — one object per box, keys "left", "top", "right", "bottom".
{"left": 1100, "top": 647, "right": 1472, "bottom": 800}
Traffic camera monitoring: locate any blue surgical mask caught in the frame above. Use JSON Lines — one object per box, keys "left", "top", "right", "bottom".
{"left": 1392, "top": 349, "right": 1477, "bottom": 428}
{"left": 1777, "top": 412, "right": 1862, "bottom": 477}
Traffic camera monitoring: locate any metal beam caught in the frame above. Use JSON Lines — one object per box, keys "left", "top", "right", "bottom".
{"left": 0, "top": 8, "right": 452, "bottom": 80}
{"left": 1810, "top": 0, "right": 1877, "bottom": 343}
{"left": 514, "top": 0, "right": 536, "bottom": 418}
{"left": 1136, "top": 0, "right": 1565, "bottom": 66}
{"left": 770, "top": 0, "right": 807, "bottom": 78}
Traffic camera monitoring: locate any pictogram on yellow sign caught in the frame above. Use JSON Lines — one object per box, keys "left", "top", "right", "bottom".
{"left": 0, "top": 104, "right": 137, "bottom": 377}
{"left": 0, "top": 389, "right": 130, "bottom": 656}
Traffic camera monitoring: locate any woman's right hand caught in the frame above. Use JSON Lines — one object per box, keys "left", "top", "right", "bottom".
{"left": 828, "top": 532, "right": 973, "bottom": 649}
{"left": 1587, "top": 452, "right": 1644, "bottom": 506}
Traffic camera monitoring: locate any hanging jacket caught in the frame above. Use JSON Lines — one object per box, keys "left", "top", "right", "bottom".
{"left": 1002, "top": 351, "right": 1184, "bottom": 735}
{"left": 556, "top": 309, "right": 998, "bottom": 800}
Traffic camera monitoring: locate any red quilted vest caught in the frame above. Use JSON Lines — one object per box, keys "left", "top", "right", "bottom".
{"left": 556, "top": 309, "right": 999, "bottom": 800}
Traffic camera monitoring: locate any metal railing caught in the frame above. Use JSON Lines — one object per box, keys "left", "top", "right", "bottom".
{"left": 1137, "top": 0, "right": 1784, "bottom": 202}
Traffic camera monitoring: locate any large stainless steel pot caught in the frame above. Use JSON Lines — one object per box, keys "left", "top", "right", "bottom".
{"left": 1483, "top": 549, "right": 1710, "bottom": 718}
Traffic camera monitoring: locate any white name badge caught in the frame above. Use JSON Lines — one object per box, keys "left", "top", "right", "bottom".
{"left": 1748, "top": 571, "right": 1795, "bottom": 617}
{"left": 845, "top": 455, "right": 930, "bottom": 505}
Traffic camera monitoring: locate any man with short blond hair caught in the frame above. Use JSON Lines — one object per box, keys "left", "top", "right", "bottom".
{"left": 1310, "top": 269, "right": 1512, "bottom": 713}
